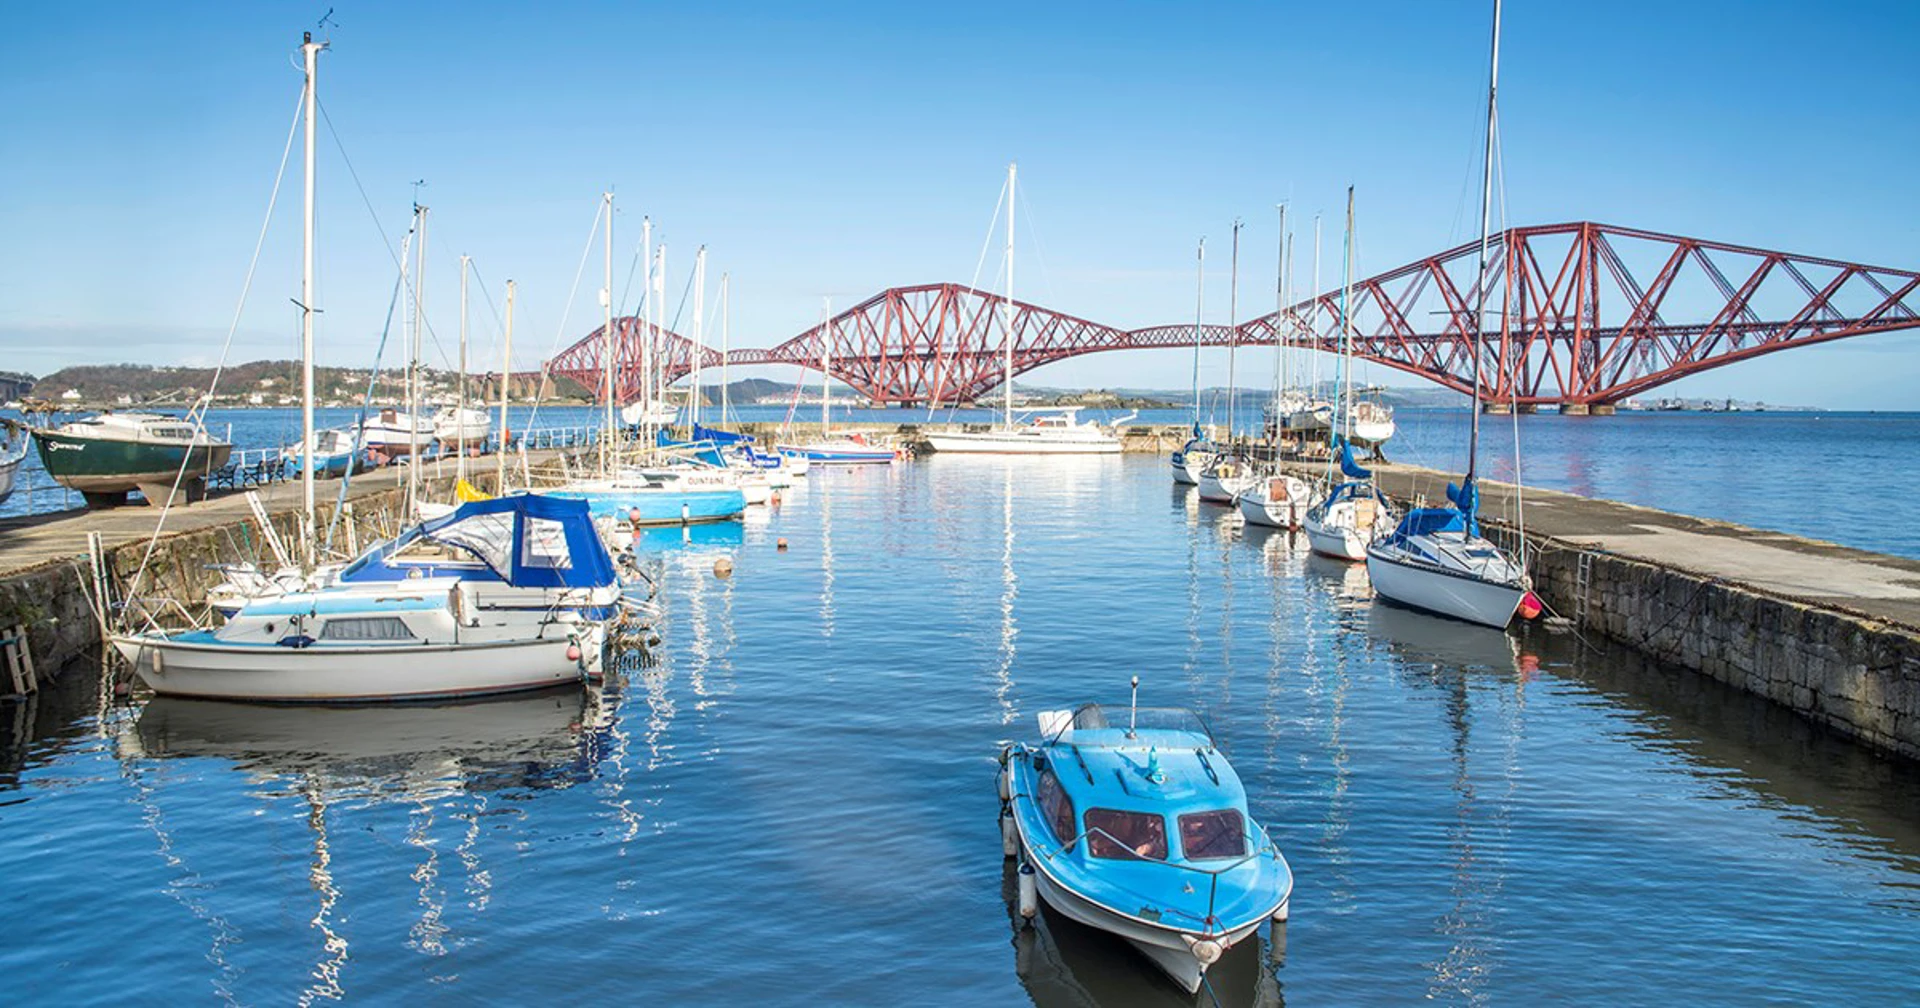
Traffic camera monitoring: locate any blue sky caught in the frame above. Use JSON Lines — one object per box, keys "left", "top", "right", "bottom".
{"left": 2, "top": 1, "right": 1916, "bottom": 407}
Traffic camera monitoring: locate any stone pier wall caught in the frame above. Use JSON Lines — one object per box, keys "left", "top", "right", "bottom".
{"left": 1492, "top": 526, "right": 1920, "bottom": 761}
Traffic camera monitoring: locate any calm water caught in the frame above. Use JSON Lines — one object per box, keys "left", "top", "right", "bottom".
{"left": 11, "top": 405, "right": 1913, "bottom": 559}
{"left": 4, "top": 455, "right": 1919, "bottom": 1004}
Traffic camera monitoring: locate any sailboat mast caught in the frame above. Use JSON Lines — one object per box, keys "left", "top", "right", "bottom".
{"left": 299, "top": 32, "right": 321, "bottom": 551}
{"left": 1310, "top": 217, "right": 1322, "bottom": 396}
{"left": 692, "top": 246, "right": 706, "bottom": 429}
{"left": 1003, "top": 161, "right": 1016, "bottom": 429}
{"left": 720, "top": 273, "right": 730, "bottom": 424}
{"left": 640, "top": 216, "right": 653, "bottom": 439}
{"left": 1341, "top": 187, "right": 1356, "bottom": 441}
{"left": 1273, "top": 205, "right": 1287, "bottom": 408}
{"left": 498, "top": 280, "right": 513, "bottom": 492}
{"left": 820, "top": 298, "right": 832, "bottom": 434}
{"left": 408, "top": 205, "right": 427, "bottom": 515}
{"left": 601, "top": 192, "right": 614, "bottom": 477}
{"left": 1468, "top": 0, "right": 1503, "bottom": 481}
{"left": 1227, "top": 219, "right": 1241, "bottom": 441}
{"left": 1191, "top": 238, "right": 1205, "bottom": 430}
{"left": 457, "top": 253, "right": 469, "bottom": 484}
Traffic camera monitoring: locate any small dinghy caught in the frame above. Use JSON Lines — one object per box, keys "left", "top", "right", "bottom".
{"left": 998, "top": 683, "right": 1292, "bottom": 994}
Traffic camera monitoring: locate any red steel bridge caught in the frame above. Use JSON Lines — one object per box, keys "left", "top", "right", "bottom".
{"left": 545, "top": 223, "right": 1920, "bottom": 410}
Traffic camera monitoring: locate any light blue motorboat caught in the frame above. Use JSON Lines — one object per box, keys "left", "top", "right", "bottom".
{"left": 998, "top": 687, "right": 1292, "bottom": 994}
{"left": 547, "top": 471, "right": 746, "bottom": 526}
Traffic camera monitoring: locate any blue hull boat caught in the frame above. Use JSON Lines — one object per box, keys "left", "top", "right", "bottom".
{"left": 775, "top": 441, "right": 895, "bottom": 465}
{"left": 547, "top": 482, "right": 746, "bottom": 526}
{"left": 998, "top": 700, "right": 1292, "bottom": 994}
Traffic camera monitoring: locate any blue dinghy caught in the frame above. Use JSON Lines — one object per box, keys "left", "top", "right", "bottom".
{"left": 998, "top": 695, "right": 1292, "bottom": 994}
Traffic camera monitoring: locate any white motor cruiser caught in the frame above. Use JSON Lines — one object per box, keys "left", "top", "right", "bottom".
{"left": 433, "top": 406, "right": 492, "bottom": 451}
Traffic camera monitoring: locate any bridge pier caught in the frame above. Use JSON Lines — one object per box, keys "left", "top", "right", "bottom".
{"left": 1560, "top": 403, "right": 1590, "bottom": 416}
{"left": 1483, "top": 402, "right": 1511, "bottom": 415}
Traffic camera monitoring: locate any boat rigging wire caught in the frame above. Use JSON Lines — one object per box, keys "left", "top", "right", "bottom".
{"left": 121, "top": 87, "right": 304, "bottom": 614}
{"left": 521, "top": 197, "right": 607, "bottom": 444}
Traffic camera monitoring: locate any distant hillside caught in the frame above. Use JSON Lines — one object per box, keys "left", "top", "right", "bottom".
{"left": 29, "top": 360, "right": 591, "bottom": 407}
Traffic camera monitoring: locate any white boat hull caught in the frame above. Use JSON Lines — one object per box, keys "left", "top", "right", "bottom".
{"left": 1304, "top": 518, "right": 1369, "bottom": 560}
{"left": 924, "top": 431, "right": 1120, "bottom": 454}
{"left": 1196, "top": 469, "right": 1256, "bottom": 504}
{"left": 1235, "top": 475, "right": 1312, "bottom": 528}
{"left": 1302, "top": 497, "right": 1393, "bottom": 560}
{"left": 1347, "top": 417, "right": 1396, "bottom": 446}
{"left": 1365, "top": 549, "right": 1524, "bottom": 628}
{"left": 113, "top": 627, "right": 604, "bottom": 703}
{"left": 1021, "top": 839, "right": 1269, "bottom": 994}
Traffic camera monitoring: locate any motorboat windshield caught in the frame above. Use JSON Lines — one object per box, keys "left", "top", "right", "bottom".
{"left": 1044, "top": 704, "right": 1215, "bottom": 749}
{"left": 340, "top": 494, "right": 616, "bottom": 590}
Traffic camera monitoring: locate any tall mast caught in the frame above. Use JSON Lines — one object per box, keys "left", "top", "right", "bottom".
{"left": 1341, "top": 187, "right": 1356, "bottom": 442}
{"left": 654, "top": 244, "right": 667, "bottom": 441}
{"left": 498, "top": 280, "right": 513, "bottom": 492}
{"left": 820, "top": 298, "right": 832, "bottom": 434}
{"left": 1191, "top": 238, "right": 1205, "bottom": 431}
{"left": 640, "top": 216, "right": 653, "bottom": 437}
{"left": 601, "top": 191, "right": 614, "bottom": 477}
{"left": 408, "top": 204, "right": 427, "bottom": 516}
{"left": 1003, "top": 161, "right": 1016, "bottom": 429}
{"left": 691, "top": 245, "right": 706, "bottom": 429}
{"left": 1310, "top": 217, "right": 1322, "bottom": 397}
{"left": 720, "top": 272, "right": 731, "bottom": 425}
{"left": 457, "top": 253, "right": 469, "bottom": 484}
{"left": 299, "top": 31, "right": 322, "bottom": 555}
{"left": 1273, "top": 205, "right": 1288, "bottom": 404}
{"left": 1468, "top": 0, "right": 1503, "bottom": 484}
{"left": 1227, "top": 218, "right": 1242, "bottom": 439}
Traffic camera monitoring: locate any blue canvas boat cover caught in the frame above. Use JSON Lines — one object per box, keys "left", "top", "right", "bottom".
{"left": 1332, "top": 435, "right": 1373, "bottom": 480}
{"left": 1391, "top": 506, "right": 1471, "bottom": 539}
{"left": 692, "top": 423, "right": 753, "bottom": 444}
{"left": 341, "top": 493, "right": 617, "bottom": 589}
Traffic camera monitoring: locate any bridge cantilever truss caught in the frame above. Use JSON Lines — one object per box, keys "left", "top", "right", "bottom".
{"left": 545, "top": 222, "right": 1920, "bottom": 408}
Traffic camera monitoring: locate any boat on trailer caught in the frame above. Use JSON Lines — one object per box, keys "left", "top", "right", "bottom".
{"left": 113, "top": 495, "right": 621, "bottom": 702}
{"left": 998, "top": 693, "right": 1292, "bottom": 994}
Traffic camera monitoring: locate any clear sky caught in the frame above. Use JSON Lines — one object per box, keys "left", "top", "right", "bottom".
{"left": 2, "top": 1, "right": 1916, "bottom": 408}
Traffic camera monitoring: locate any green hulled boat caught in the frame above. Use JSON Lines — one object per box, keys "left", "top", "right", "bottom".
{"left": 32, "top": 412, "right": 232, "bottom": 508}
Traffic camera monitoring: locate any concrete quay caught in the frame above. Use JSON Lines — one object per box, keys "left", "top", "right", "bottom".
{"left": 1303, "top": 461, "right": 1920, "bottom": 762}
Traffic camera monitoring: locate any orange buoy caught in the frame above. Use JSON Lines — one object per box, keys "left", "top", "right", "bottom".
{"left": 776, "top": 537, "right": 789, "bottom": 551}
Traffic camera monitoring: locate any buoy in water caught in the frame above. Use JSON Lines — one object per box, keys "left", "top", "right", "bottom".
{"left": 1518, "top": 591, "right": 1544, "bottom": 620}
{"left": 776, "top": 537, "right": 788, "bottom": 551}
{"left": 1017, "top": 863, "right": 1038, "bottom": 921}
{"left": 713, "top": 557, "right": 734, "bottom": 579}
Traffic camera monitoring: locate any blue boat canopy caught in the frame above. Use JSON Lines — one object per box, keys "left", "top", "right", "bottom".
{"left": 692, "top": 423, "right": 753, "bottom": 445}
{"left": 1332, "top": 434, "right": 1373, "bottom": 480}
{"left": 1390, "top": 506, "right": 1473, "bottom": 540}
{"left": 341, "top": 493, "right": 617, "bottom": 589}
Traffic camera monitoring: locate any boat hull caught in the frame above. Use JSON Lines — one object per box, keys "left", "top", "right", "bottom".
{"left": 776, "top": 444, "right": 895, "bottom": 465}
{"left": 1021, "top": 844, "right": 1267, "bottom": 994}
{"left": 548, "top": 487, "right": 747, "bottom": 525}
{"left": 924, "top": 432, "right": 1120, "bottom": 454}
{"left": 1235, "top": 476, "right": 1312, "bottom": 529}
{"left": 1304, "top": 518, "right": 1368, "bottom": 560}
{"left": 1365, "top": 548, "right": 1524, "bottom": 628}
{"left": 32, "top": 430, "right": 231, "bottom": 495}
{"left": 113, "top": 628, "right": 603, "bottom": 703}
{"left": 1195, "top": 470, "right": 1255, "bottom": 505}
{"left": 1347, "top": 418, "right": 1396, "bottom": 446}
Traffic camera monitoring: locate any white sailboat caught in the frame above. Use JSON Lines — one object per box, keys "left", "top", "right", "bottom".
{"left": 1365, "top": 0, "right": 1529, "bottom": 628}
{"left": 924, "top": 164, "right": 1126, "bottom": 456}
{"left": 1300, "top": 189, "right": 1400, "bottom": 557}
{"left": 1236, "top": 207, "right": 1314, "bottom": 528}
{"left": 1171, "top": 237, "right": 1215, "bottom": 484}
{"left": 113, "top": 34, "right": 625, "bottom": 700}
{"left": 776, "top": 298, "right": 896, "bottom": 464}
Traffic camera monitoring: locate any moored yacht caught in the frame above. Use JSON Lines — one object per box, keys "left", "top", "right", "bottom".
{"left": 31, "top": 411, "right": 233, "bottom": 507}
{"left": 923, "top": 407, "right": 1130, "bottom": 454}
{"left": 998, "top": 695, "right": 1293, "bottom": 994}
{"left": 1235, "top": 470, "right": 1315, "bottom": 529}
{"left": 1194, "top": 452, "right": 1257, "bottom": 505}
{"left": 360, "top": 407, "right": 432, "bottom": 460}
{"left": 113, "top": 495, "right": 620, "bottom": 702}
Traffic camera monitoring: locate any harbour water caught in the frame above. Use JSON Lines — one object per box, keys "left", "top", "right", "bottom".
{"left": 4, "top": 454, "right": 1919, "bottom": 1004}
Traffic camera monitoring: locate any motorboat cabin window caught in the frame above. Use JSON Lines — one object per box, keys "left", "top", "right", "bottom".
{"left": 521, "top": 516, "right": 574, "bottom": 570}
{"left": 319, "top": 617, "right": 417, "bottom": 641}
{"left": 1036, "top": 769, "right": 1076, "bottom": 845}
{"left": 1085, "top": 808, "right": 1167, "bottom": 861}
{"left": 1178, "top": 809, "right": 1246, "bottom": 860}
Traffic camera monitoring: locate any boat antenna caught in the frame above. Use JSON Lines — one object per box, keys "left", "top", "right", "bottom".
{"left": 1128, "top": 675, "right": 1140, "bottom": 738}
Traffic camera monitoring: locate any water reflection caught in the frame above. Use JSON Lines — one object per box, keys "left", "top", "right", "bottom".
{"left": 117, "top": 688, "right": 608, "bottom": 1003}
{"left": 1002, "top": 861, "right": 1284, "bottom": 1008}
